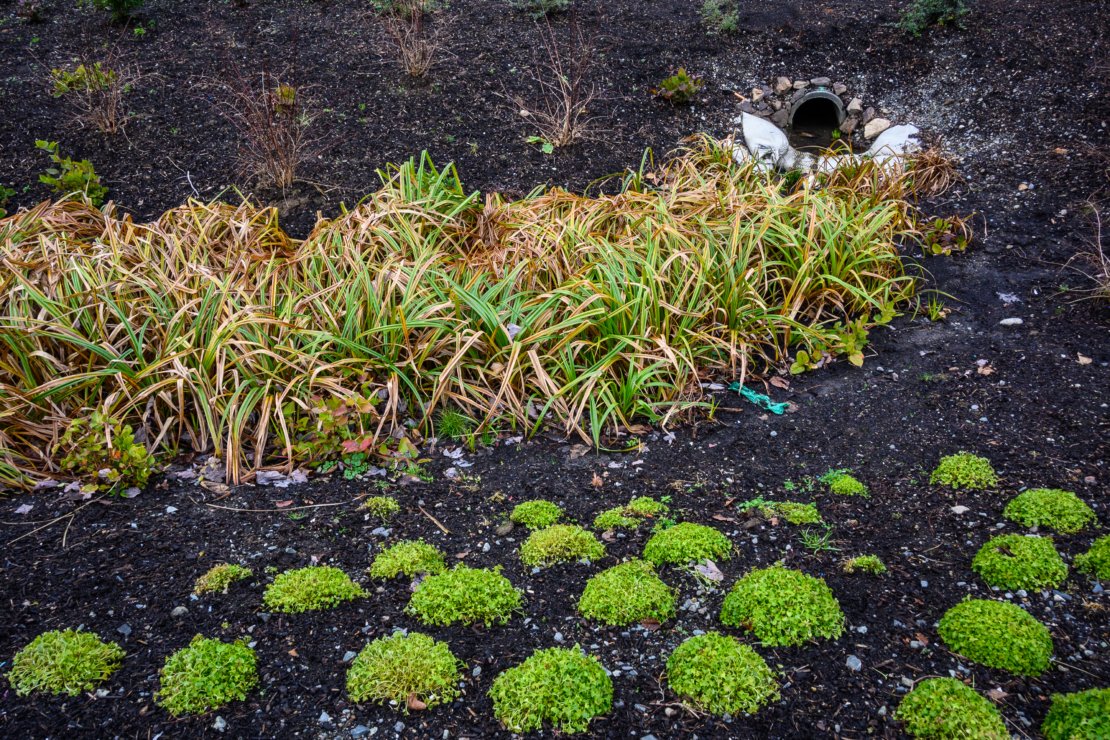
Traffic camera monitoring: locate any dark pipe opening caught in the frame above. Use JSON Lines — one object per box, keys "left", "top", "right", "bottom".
{"left": 787, "top": 93, "right": 851, "bottom": 152}
{"left": 791, "top": 98, "right": 842, "bottom": 131}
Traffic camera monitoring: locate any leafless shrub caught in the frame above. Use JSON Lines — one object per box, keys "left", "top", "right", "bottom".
{"left": 48, "top": 45, "right": 140, "bottom": 135}
{"left": 382, "top": 0, "right": 447, "bottom": 78}
{"left": 906, "top": 142, "right": 961, "bottom": 196}
{"left": 1070, "top": 203, "right": 1110, "bottom": 300}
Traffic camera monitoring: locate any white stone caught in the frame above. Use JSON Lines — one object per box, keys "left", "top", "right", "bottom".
{"left": 1000, "top": 318, "right": 1024, "bottom": 326}
{"left": 864, "top": 118, "right": 892, "bottom": 139}
{"left": 847, "top": 97, "right": 863, "bottom": 113}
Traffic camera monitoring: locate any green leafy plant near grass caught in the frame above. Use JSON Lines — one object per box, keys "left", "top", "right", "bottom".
{"left": 971, "top": 534, "right": 1067, "bottom": 590}
{"left": 57, "top": 411, "right": 155, "bottom": 494}
{"left": 594, "top": 507, "right": 640, "bottom": 530}
{"left": 1003, "top": 488, "right": 1096, "bottom": 533}
{"left": 36, "top": 140, "right": 109, "bottom": 206}
{"left": 81, "top": 0, "right": 143, "bottom": 22}
{"left": 937, "top": 598, "right": 1053, "bottom": 676}
{"left": 509, "top": 0, "right": 568, "bottom": 18}
{"left": 738, "top": 497, "right": 821, "bottom": 524}
{"left": 6, "top": 630, "right": 124, "bottom": 696}
{"left": 436, "top": 407, "right": 473, "bottom": 438}
{"left": 510, "top": 500, "right": 563, "bottom": 529}
{"left": 896, "top": 0, "right": 969, "bottom": 37}
{"left": 194, "top": 564, "right": 251, "bottom": 595}
{"left": 370, "top": 540, "right": 446, "bottom": 579}
{"left": 895, "top": 678, "right": 1007, "bottom": 740}
{"left": 155, "top": 635, "right": 258, "bottom": 716}
{"left": 578, "top": 559, "right": 675, "bottom": 625}
{"left": 520, "top": 525, "right": 605, "bottom": 567}
{"left": 593, "top": 496, "right": 669, "bottom": 530}
{"left": 1041, "top": 687, "right": 1110, "bottom": 740}
{"left": 346, "top": 632, "right": 460, "bottom": 710}
{"left": 488, "top": 647, "right": 613, "bottom": 733}
{"left": 820, "top": 468, "right": 867, "bottom": 496}
{"left": 653, "top": 68, "right": 704, "bottom": 105}
{"left": 362, "top": 496, "right": 400, "bottom": 522}
{"left": 699, "top": 0, "right": 737, "bottom": 33}
{"left": 720, "top": 564, "right": 845, "bottom": 646}
{"left": 1074, "top": 535, "right": 1110, "bottom": 579}
{"left": 262, "top": 566, "right": 366, "bottom": 613}
{"left": 666, "top": 632, "right": 779, "bottom": 715}
{"left": 842, "top": 555, "right": 887, "bottom": 574}
{"left": 929, "top": 452, "right": 997, "bottom": 489}
{"left": 407, "top": 565, "right": 521, "bottom": 626}
{"left": 643, "top": 522, "right": 731, "bottom": 564}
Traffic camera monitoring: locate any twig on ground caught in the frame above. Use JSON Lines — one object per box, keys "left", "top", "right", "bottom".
{"left": 418, "top": 505, "right": 450, "bottom": 534}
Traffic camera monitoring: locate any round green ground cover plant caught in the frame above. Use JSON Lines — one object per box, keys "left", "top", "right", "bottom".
{"left": 642, "top": 522, "right": 731, "bottom": 564}
{"left": 194, "top": 564, "right": 252, "bottom": 595}
{"left": 937, "top": 598, "right": 1052, "bottom": 676}
{"left": 346, "top": 632, "right": 461, "bottom": 710}
{"left": 520, "top": 525, "right": 605, "bottom": 567}
{"left": 407, "top": 564, "right": 521, "bottom": 626}
{"left": 774, "top": 501, "right": 822, "bottom": 524}
{"left": 594, "top": 507, "right": 640, "bottom": 530}
{"left": 829, "top": 474, "right": 867, "bottom": 496}
{"left": 720, "top": 564, "right": 845, "bottom": 646}
{"left": 1003, "top": 488, "right": 1096, "bottom": 533}
{"left": 1042, "top": 687, "right": 1110, "bottom": 740}
{"left": 842, "top": 555, "right": 886, "bottom": 574}
{"left": 578, "top": 559, "right": 675, "bottom": 625}
{"left": 895, "top": 677, "right": 1007, "bottom": 740}
{"left": 510, "top": 500, "right": 563, "bottom": 529}
{"left": 363, "top": 496, "right": 400, "bottom": 522}
{"left": 929, "top": 451, "right": 998, "bottom": 489}
{"left": 370, "top": 540, "right": 446, "bottom": 579}
{"left": 262, "top": 566, "right": 366, "bottom": 613}
{"left": 6, "top": 629, "right": 124, "bottom": 696}
{"left": 156, "top": 635, "right": 258, "bottom": 716}
{"left": 488, "top": 647, "right": 613, "bottom": 734}
{"left": 666, "top": 632, "right": 779, "bottom": 715}
{"left": 626, "top": 496, "right": 668, "bottom": 517}
{"left": 972, "top": 534, "right": 1067, "bottom": 590}
{"left": 1074, "top": 535, "right": 1110, "bottom": 579}
{"left": 593, "top": 497, "right": 669, "bottom": 530}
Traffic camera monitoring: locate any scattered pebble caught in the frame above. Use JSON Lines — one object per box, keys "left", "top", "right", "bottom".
{"left": 342, "top": 651, "right": 358, "bottom": 663}
{"left": 318, "top": 711, "right": 331, "bottom": 724}
{"left": 212, "top": 716, "right": 227, "bottom": 732}
{"left": 999, "top": 317, "right": 1024, "bottom": 326}
{"left": 117, "top": 623, "right": 132, "bottom": 637}
{"left": 846, "top": 655, "right": 862, "bottom": 671}
{"left": 170, "top": 606, "right": 188, "bottom": 618}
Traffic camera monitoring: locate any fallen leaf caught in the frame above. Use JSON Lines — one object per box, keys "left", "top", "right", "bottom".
{"left": 1053, "top": 148, "right": 1069, "bottom": 155}
{"left": 407, "top": 693, "right": 427, "bottom": 711}
{"left": 455, "top": 551, "right": 470, "bottom": 559}
{"left": 624, "top": 424, "right": 651, "bottom": 434}
{"left": 640, "top": 618, "right": 661, "bottom": 631}
{"left": 14, "top": 503, "right": 33, "bottom": 515}
{"left": 568, "top": 445, "right": 590, "bottom": 460}
{"left": 591, "top": 473, "right": 603, "bottom": 488}
{"left": 200, "top": 480, "right": 230, "bottom": 495}
{"left": 1078, "top": 353, "right": 1092, "bottom": 365}
{"left": 288, "top": 648, "right": 298, "bottom": 657}
{"left": 275, "top": 500, "right": 294, "bottom": 508}
{"left": 977, "top": 365, "right": 994, "bottom": 376}
{"left": 712, "top": 514, "right": 737, "bottom": 523}
{"left": 769, "top": 517, "right": 778, "bottom": 526}
{"left": 601, "top": 530, "right": 615, "bottom": 541}
{"left": 986, "top": 688, "right": 1009, "bottom": 701}
{"left": 695, "top": 559, "right": 725, "bottom": 582}
{"left": 915, "top": 632, "right": 929, "bottom": 646}
{"left": 1085, "top": 476, "right": 1097, "bottom": 484}
{"left": 32, "top": 479, "right": 59, "bottom": 491}
{"left": 769, "top": 376, "right": 790, "bottom": 390}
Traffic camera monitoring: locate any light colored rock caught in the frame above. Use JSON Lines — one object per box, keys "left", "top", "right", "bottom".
{"left": 318, "top": 712, "right": 331, "bottom": 724}
{"left": 751, "top": 88, "right": 764, "bottom": 103}
{"left": 1000, "top": 318, "right": 1024, "bottom": 326}
{"left": 833, "top": 82, "right": 847, "bottom": 95}
{"left": 342, "top": 651, "right": 358, "bottom": 662}
{"left": 865, "top": 125, "right": 921, "bottom": 159}
{"left": 810, "top": 76, "right": 831, "bottom": 87}
{"left": 847, "top": 97, "right": 863, "bottom": 113}
{"left": 212, "top": 716, "right": 227, "bottom": 732}
{"left": 864, "top": 118, "right": 892, "bottom": 139}
{"left": 171, "top": 606, "right": 188, "bottom": 618}
{"left": 792, "top": 80, "right": 810, "bottom": 90}
{"left": 775, "top": 76, "right": 792, "bottom": 94}
{"left": 846, "top": 655, "right": 863, "bottom": 671}
{"left": 951, "top": 506, "right": 970, "bottom": 514}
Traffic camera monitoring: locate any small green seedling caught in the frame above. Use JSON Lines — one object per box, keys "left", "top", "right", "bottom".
{"left": 666, "top": 632, "right": 779, "bottom": 715}
{"left": 653, "top": 68, "right": 704, "bottom": 105}
{"left": 407, "top": 565, "right": 521, "bottom": 626}
{"left": 937, "top": 598, "right": 1052, "bottom": 676}
{"left": 370, "top": 540, "right": 446, "bottom": 579}
{"left": 6, "top": 630, "right": 124, "bottom": 696}
{"left": 1041, "top": 687, "right": 1110, "bottom": 740}
{"left": 346, "top": 632, "right": 461, "bottom": 710}
{"left": 819, "top": 468, "right": 867, "bottom": 496}
{"left": 156, "top": 635, "right": 258, "bottom": 716}
{"left": 1003, "top": 488, "right": 1095, "bottom": 533}
{"left": 1074, "top": 535, "right": 1110, "bottom": 579}
{"left": 510, "top": 499, "right": 563, "bottom": 529}
{"left": 262, "top": 566, "right": 366, "bottom": 613}
{"left": 842, "top": 555, "right": 886, "bottom": 574}
{"left": 488, "top": 647, "right": 612, "bottom": 733}
{"left": 362, "top": 496, "right": 400, "bottom": 522}
{"left": 971, "top": 534, "right": 1067, "bottom": 591}
{"left": 194, "top": 564, "right": 252, "bottom": 595}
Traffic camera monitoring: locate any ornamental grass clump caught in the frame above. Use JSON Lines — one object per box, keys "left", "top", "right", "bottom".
{"left": 346, "top": 632, "right": 460, "bottom": 710}
{"left": 643, "top": 523, "right": 731, "bottom": 564}
{"left": 407, "top": 565, "right": 521, "bottom": 626}
{"left": 489, "top": 647, "right": 613, "bottom": 734}
{"left": 666, "top": 632, "right": 778, "bottom": 715}
{"left": 720, "top": 565, "right": 844, "bottom": 646}
{"left": 937, "top": 598, "right": 1052, "bottom": 676}
{"left": 510, "top": 500, "right": 563, "bottom": 529}
{"left": 578, "top": 559, "right": 675, "bottom": 625}
{"left": 262, "top": 566, "right": 366, "bottom": 613}
{"left": 972, "top": 534, "right": 1067, "bottom": 590}
{"left": 156, "top": 635, "right": 258, "bottom": 716}
{"left": 370, "top": 540, "right": 446, "bottom": 579}
{"left": 842, "top": 555, "right": 887, "bottom": 574}
{"left": 6, "top": 630, "right": 124, "bottom": 696}
{"left": 1003, "top": 488, "right": 1096, "bottom": 533}
{"left": 929, "top": 452, "right": 997, "bottom": 490}
{"left": 1042, "top": 687, "right": 1110, "bottom": 740}
{"left": 1074, "top": 535, "right": 1110, "bottom": 579}
{"left": 520, "top": 525, "right": 605, "bottom": 566}
{"left": 895, "top": 678, "right": 1007, "bottom": 740}
{"left": 194, "top": 564, "right": 252, "bottom": 595}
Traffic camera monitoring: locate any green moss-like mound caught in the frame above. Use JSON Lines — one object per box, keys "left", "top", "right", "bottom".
{"left": 666, "top": 632, "right": 779, "bottom": 715}
{"left": 1042, "top": 687, "right": 1110, "bottom": 740}
{"left": 6, "top": 629, "right": 125, "bottom": 696}
{"left": 1004, "top": 488, "right": 1096, "bottom": 533}
{"left": 829, "top": 474, "right": 867, "bottom": 496}
{"left": 346, "top": 632, "right": 461, "bottom": 710}
{"left": 971, "top": 534, "right": 1067, "bottom": 590}
{"left": 510, "top": 500, "right": 563, "bottom": 529}
{"left": 156, "top": 635, "right": 258, "bottom": 716}
{"left": 1075, "top": 535, "right": 1110, "bottom": 579}
{"left": 774, "top": 501, "right": 822, "bottom": 524}
{"left": 842, "top": 555, "right": 887, "bottom": 574}
{"left": 369, "top": 540, "right": 447, "bottom": 579}
{"left": 593, "top": 496, "right": 670, "bottom": 530}
{"left": 407, "top": 564, "right": 521, "bottom": 626}
{"left": 262, "top": 566, "right": 366, "bottom": 613}
{"left": 929, "top": 451, "right": 998, "bottom": 490}
{"left": 194, "top": 564, "right": 252, "bottom": 595}
{"left": 594, "top": 507, "right": 640, "bottom": 530}
{"left": 488, "top": 647, "right": 613, "bottom": 734}
{"left": 937, "top": 598, "right": 1052, "bottom": 676}
{"left": 363, "top": 496, "right": 400, "bottom": 522}
{"left": 627, "top": 496, "right": 668, "bottom": 517}
{"left": 578, "top": 559, "right": 675, "bottom": 625}
{"left": 720, "top": 564, "right": 844, "bottom": 646}
{"left": 643, "top": 522, "right": 731, "bottom": 564}
{"left": 520, "top": 525, "right": 605, "bottom": 567}
{"left": 895, "top": 678, "right": 1007, "bottom": 740}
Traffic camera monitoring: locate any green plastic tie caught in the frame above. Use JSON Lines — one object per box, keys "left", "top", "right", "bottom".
{"left": 728, "top": 383, "right": 789, "bottom": 415}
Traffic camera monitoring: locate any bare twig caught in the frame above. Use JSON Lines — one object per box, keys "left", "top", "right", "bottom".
{"left": 382, "top": 0, "right": 447, "bottom": 78}
{"left": 418, "top": 505, "right": 450, "bottom": 534}
{"left": 191, "top": 497, "right": 355, "bottom": 513}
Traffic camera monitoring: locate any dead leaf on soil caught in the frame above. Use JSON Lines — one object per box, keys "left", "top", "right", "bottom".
{"left": 14, "top": 503, "right": 32, "bottom": 515}
{"left": 407, "top": 693, "right": 427, "bottom": 711}
{"left": 274, "top": 500, "right": 294, "bottom": 508}
{"left": 287, "top": 648, "right": 298, "bottom": 657}
{"left": 601, "top": 531, "right": 615, "bottom": 541}
{"left": 567, "top": 445, "right": 590, "bottom": 460}
{"left": 1078, "top": 353, "right": 1092, "bottom": 365}
{"left": 712, "top": 514, "right": 736, "bottom": 523}
{"left": 915, "top": 632, "right": 929, "bottom": 646}
{"left": 200, "top": 480, "right": 231, "bottom": 495}
{"left": 455, "top": 551, "right": 470, "bottom": 559}
{"left": 695, "top": 560, "right": 725, "bottom": 582}
{"left": 1053, "top": 148, "right": 1069, "bottom": 155}
{"left": 986, "top": 688, "right": 1009, "bottom": 701}
{"left": 769, "top": 376, "right": 790, "bottom": 390}
{"left": 640, "top": 618, "right": 661, "bottom": 631}
{"left": 591, "top": 473, "right": 603, "bottom": 488}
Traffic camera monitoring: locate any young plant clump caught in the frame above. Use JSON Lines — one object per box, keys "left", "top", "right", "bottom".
{"left": 363, "top": 496, "right": 401, "bottom": 523}
{"left": 488, "top": 647, "right": 613, "bottom": 734}
{"left": 578, "top": 559, "right": 675, "bottom": 625}
{"left": 57, "top": 410, "right": 152, "bottom": 492}
{"left": 666, "top": 632, "right": 779, "bottom": 715}
{"left": 194, "top": 564, "right": 252, "bottom": 595}
{"left": 594, "top": 507, "right": 640, "bottom": 530}
{"left": 370, "top": 540, "right": 446, "bottom": 579}
{"left": 774, "top": 501, "right": 822, "bottom": 524}
{"left": 897, "top": 0, "right": 970, "bottom": 37}
{"left": 820, "top": 469, "right": 866, "bottom": 496}
{"left": 842, "top": 555, "right": 887, "bottom": 574}
{"left": 1041, "top": 687, "right": 1110, "bottom": 740}
{"left": 520, "top": 525, "right": 605, "bottom": 566}
{"left": 156, "top": 635, "right": 259, "bottom": 716}
{"left": 643, "top": 522, "right": 731, "bottom": 565}
{"left": 407, "top": 565, "right": 521, "bottom": 626}
{"left": 895, "top": 678, "right": 1007, "bottom": 740}
{"left": 6, "top": 630, "right": 124, "bottom": 696}
{"left": 653, "top": 68, "right": 704, "bottom": 105}
{"left": 593, "top": 496, "right": 668, "bottom": 530}
{"left": 971, "top": 534, "right": 1067, "bottom": 591}
{"left": 346, "top": 632, "right": 460, "bottom": 710}
{"left": 510, "top": 499, "right": 563, "bottom": 529}
{"left": 262, "top": 566, "right": 366, "bottom": 613}
{"left": 1003, "top": 488, "right": 1096, "bottom": 533}
{"left": 720, "top": 565, "right": 845, "bottom": 646}
{"left": 937, "top": 598, "right": 1053, "bottom": 676}
{"left": 929, "top": 452, "right": 998, "bottom": 490}
{"left": 1074, "top": 535, "right": 1110, "bottom": 579}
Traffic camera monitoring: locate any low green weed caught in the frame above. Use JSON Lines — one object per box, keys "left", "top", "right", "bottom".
{"left": 897, "top": 0, "right": 970, "bottom": 37}
{"left": 666, "top": 632, "right": 779, "bottom": 715}
{"left": 593, "top": 496, "right": 669, "bottom": 530}
{"left": 370, "top": 540, "right": 446, "bottom": 579}
{"left": 842, "top": 555, "right": 886, "bottom": 574}
{"left": 699, "top": 0, "right": 737, "bottom": 33}
{"left": 407, "top": 565, "right": 521, "bottom": 626}
{"left": 520, "top": 525, "right": 605, "bottom": 567}
{"left": 436, "top": 408, "right": 473, "bottom": 439}
{"left": 720, "top": 564, "right": 845, "bottom": 646}
{"left": 1003, "top": 488, "right": 1095, "bottom": 533}
{"left": 363, "top": 496, "right": 400, "bottom": 523}
{"left": 1042, "top": 687, "right": 1110, "bottom": 740}
{"left": 346, "top": 632, "right": 460, "bottom": 710}
{"left": 36, "top": 140, "right": 108, "bottom": 207}
{"left": 972, "top": 534, "right": 1067, "bottom": 590}
{"left": 774, "top": 502, "right": 822, "bottom": 524}
{"left": 937, "top": 598, "right": 1052, "bottom": 676}
{"left": 895, "top": 678, "right": 1007, "bottom": 740}
{"left": 0, "top": 185, "right": 14, "bottom": 218}
{"left": 1074, "top": 535, "right": 1110, "bottom": 579}
{"left": 6, "top": 630, "right": 124, "bottom": 696}
{"left": 156, "top": 635, "right": 258, "bottom": 716}
{"left": 577, "top": 559, "right": 675, "bottom": 625}
{"left": 80, "top": 0, "right": 143, "bottom": 23}
{"left": 509, "top": 0, "right": 568, "bottom": 18}
{"left": 488, "top": 647, "right": 612, "bottom": 733}
{"left": 820, "top": 469, "right": 867, "bottom": 496}
{"left": 262, "top": 566, "right": 366, "bottom": 613}
{"left": 194, "top": 564, "right": 251, "bottom": 595}
{"left": 653, "top": 68, "right": 704, "bottom": 105}
{"left": 510, "top": 500, "right": 563, "bottom": 529}
{"left": 57, "top": 411, "right": 155, "bottom": 494}
{"left": 643, "top": 523, "right": 731, "bottom": 565}
{"left": 930, "top": 452, "right": 997, "bottom": 490}
{"left": 798, "top": 523, "right": 839, "bottom": 554}
{"left": 594, "top": 507, "right": 640, "bottom": 530}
